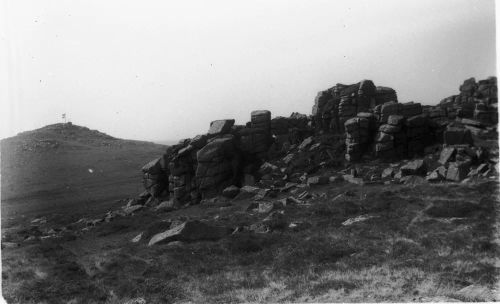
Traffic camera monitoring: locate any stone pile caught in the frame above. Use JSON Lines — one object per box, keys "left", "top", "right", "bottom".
{"left": 440, "top": 77, "right": 498, "bottom": 124}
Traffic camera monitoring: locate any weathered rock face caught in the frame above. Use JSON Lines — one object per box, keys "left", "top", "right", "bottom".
{"left": 142, "top": 156, "right": 169, "bottom": 198}
{"left": 168, "top": 138, "right": 203, "bottom": 205}
{"left": 138, "top": 76, "right": 496, "bottom": 201}
{"left": 196, "top": 135, "right": 239, "bottom": 199}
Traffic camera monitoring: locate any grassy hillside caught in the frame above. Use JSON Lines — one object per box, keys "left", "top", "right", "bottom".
{"left": 2, "top": 179, "right": 498, "bottom": 303}
{"left": 1, "top": 123, "right": 166, "bottom": 227}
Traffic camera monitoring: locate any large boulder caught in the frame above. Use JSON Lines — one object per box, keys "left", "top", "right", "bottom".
{"left": 197, "top": 136, "right": 235, "bottom": 162}
{"left": 400, "top": 159, "right": 427, "bottom": 176}
{"left": 148, "top": 220, "right": 232, "bottom": 246}
{"left": 446, "top": 161, "right": 471, "bottom": 181}
{"left": 196, "top": 136, "right": 239, "bottom": 196}
{"left": 439, "top": 147, "right": 457, "bottom": 164}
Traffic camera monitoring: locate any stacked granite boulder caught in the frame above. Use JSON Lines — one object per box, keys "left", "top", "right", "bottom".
{"left": 344, "top": 113, "right": 376, "bottom": 161}
{"left": 375, "top": 87, "right": 398, "bottom": 105}
{"left": 474, "top": 102, "right": 498, "bottom": 125}
{"left": 374, "top": 114, "right": 406, "bottom": 158}
{"left": 236, "top": 111, "right": 272, "bottom": 159}
{"left": 312, "top": 80, "right": 397, "bottom": 134}
{"left": 440, "top": 77, "right": 498, "bottom": 124}
{"left": 375, "top": 101, "right": 399, "bottom": 124}
{"left": 423, "top": 105, "right": 447, "bottom": 121}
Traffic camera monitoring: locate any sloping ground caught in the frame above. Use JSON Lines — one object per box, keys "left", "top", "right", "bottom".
{"left": 2, "top": 179, "right": 498, "bottom": 303}
{"left": 1, "top": 123, "right": 167, "bottom": 228}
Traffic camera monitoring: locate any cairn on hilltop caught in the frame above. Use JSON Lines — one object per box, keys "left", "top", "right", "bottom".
{"left": 135, "top": 77, "right": 498, "bottom": 208}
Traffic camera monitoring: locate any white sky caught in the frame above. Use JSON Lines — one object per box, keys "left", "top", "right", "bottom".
{"left": 0, "top": 0, "right": 496, "bottom": 141}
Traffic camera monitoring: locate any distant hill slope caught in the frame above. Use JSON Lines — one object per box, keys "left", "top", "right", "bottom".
{"left": 1, "top": 123, "right": 166, "bottom": 224}
{"left": 153, "top": 139, "right": 179, "bottom": 146}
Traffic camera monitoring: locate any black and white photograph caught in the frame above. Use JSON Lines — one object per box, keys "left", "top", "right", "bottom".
{"left": 0, "top": 0, "right": 498, "bottom": 303}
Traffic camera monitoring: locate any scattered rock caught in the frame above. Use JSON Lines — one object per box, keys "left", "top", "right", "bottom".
{"left": 31, "top": 217, "right": 47, "bottom": 225}
{"left": 298, "top": 136, "right": 314, "bottom": 150}
{"left": 342, "top": 215, "right": 378, "bottom": 226}
{"left": 148, "top": 220, "right": 232, "bottom": 246}
{"left": 381, "top": 167, "right": 394, "bottom": 179}
{"left": 446, "top": 161, "right": 471, "bottom": 181}
{"left": 253, "top": 188, "right": 272, "bottom": 201}
{"left": 400, "top": 159, "right": 427, "bottom": 176}
{"left": 1, "top": 242, "right": 20, "bottom": 249}
{"left": 123, "top": 298, "right": 147, "bottom": 304}
{"left": 288, "top": 221, "right": 312, "bottom": 232}
{"left": 234, "top": 185, "right": 261, "bottom": 200}
{"left": 426, "top": 166, "right": 447, "bottom": 182}
{"left": 343, "top": 174, "right": 365, "bottom": 185}
{"left": 124, "top": 204, "right": 144, "bottom": 215}
{"left": 131, "top": 233, "right": 143, "bottom": 243}
{"left": 155, "top": 200, "right": 176, "bottom": 212}
{"left": 306, "top": 176, "right": 329, "bottom": 185}
{"left": 286, "top": 196, "right": 304, "bottom": 205}
{"left": 222, "top": 185, "right": 240, "bottom": 199}
{"left": 452, "top": 285, "right": 496, "bottom": 302}
{"left": 258, "top": 201, "right": 276, "bottom": 213}
{"left": 262, "top": 211, "right": 287, "bottom": 230}
{"left": 438, "top": 146, "right": 456, "bottom": 164}
{"left": 400, "top": 175, "right": 427, "bottom": 185}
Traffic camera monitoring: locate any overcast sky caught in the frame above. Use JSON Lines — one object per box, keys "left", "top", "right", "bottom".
{"left": 1, "top": 0, "right": 496, "bottom": 141}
